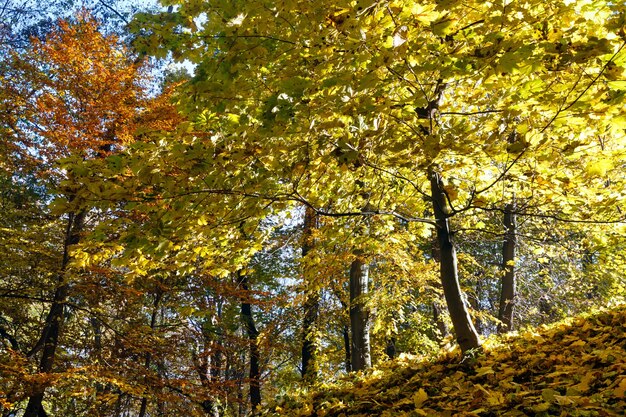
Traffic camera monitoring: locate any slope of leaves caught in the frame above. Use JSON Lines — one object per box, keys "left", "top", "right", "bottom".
{"left": 262, "top": 305, "right": 626, "bottom": 417}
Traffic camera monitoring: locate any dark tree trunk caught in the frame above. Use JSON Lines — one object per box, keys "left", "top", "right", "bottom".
{"left": 238, "top": 273, "right": 261, "bottom": 410}
{"left": 24, "top": 210, "right": 86, "bottom": 417}
{"left": 138, "top": 290, "right": 163, "bottom": 417}
{"left": 385, "top": 337, "right": 397, "bottom": 359}
{"left": 429, "top": 171, "right": 481, "bottom": 353}
{"left": 349, "top": 253, "right": 371, "bottom": 371}
{"left": 301, "top": 207, "right": 320, "bottom": 381}
{"left": 138, "top": 394, "right": 148, "bottom": 417}
{"left": 342, "top": 324, "right": 351, "bottom": 372}
{"left": 498, "top": 202, "right": 517, "bottom": 333}
{"left": 91, "top": 316, "right": 107, "bottom": 398}
{"left": 197, "top": 349, "right": 222, "bottom": 417}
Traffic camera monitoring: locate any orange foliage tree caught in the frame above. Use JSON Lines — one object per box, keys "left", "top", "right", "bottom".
{"left": 0, "top": 13, "right": 154, "bottom": 417}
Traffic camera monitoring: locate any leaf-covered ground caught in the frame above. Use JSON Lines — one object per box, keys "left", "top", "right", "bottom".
{"left": 262, "top": 306, "right": 626, "bottom": 416}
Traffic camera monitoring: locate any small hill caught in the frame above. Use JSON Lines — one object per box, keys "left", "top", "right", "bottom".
{"left": 262, "top": 306, "right": 626, "bottom": 417}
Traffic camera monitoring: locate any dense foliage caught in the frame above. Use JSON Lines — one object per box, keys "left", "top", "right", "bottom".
{"left": 1, "top": 0, "right": 625, "bottom": 416}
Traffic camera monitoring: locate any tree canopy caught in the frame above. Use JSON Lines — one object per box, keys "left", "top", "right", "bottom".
{"left": 1, "top": 1, "right": 625, "bottom": 416}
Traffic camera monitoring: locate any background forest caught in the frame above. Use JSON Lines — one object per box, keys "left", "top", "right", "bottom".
{"left": 1, "top": 0, "right": 625, "bottom": 416}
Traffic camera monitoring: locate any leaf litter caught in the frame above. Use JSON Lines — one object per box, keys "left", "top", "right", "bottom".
{"left": 262, "top": 305, "right": 625, "bottom": 416}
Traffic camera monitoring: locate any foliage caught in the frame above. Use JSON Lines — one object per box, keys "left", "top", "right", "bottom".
{"left": 1, "top": 0, "right": 626, "bottom": 415}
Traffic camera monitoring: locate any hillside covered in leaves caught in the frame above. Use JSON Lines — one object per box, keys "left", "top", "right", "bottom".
{"left": 262, "top": 306, "right": 626, "bottom": 417}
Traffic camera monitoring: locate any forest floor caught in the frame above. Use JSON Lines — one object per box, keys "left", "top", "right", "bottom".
{"left": 261, "top": 305, "right": 625, "bottom": 417}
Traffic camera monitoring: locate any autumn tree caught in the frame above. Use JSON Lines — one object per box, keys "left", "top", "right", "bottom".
{"left": 0, "top": 14, "right": 151, "bottom": 416}
{"left": 128, "top": 0, "right": 626, "bottom": 356}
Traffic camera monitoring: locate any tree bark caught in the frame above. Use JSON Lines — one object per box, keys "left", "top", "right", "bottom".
{"left": 195, "top": 297, "right": 223, "bottom": 417}
{"left": 138, "top": 290, "right": 163, "bottom": 417}
{"left": 301, "top": 207, "right": 320, "bottom": 381}
{"left": 24, "top": 210, "right": 86, "bottom": 417}
{"left": 498, "top": 202, "right": 517, "bottom": 333}
{"left": 238, "top": 273, "right": 261, "bottom": 411}
{"left": 429, "top": 171, "right": 481, "bottom": 353}
{"left": 342, "top": 324, "right": 351, "bottom": 372}
{"left": 430, "top": 230, "right": 450, "bottom": 341}
{"left": 385, "top": 337, "right": 397, "bottom": 359}
{"left": 332, "top": 289, "right": 351, "bottom": 373}
{"left": 349, "top": 253, "right": 371, "bottom": 371}
{"left": 432, "top": 302, "right": 449, "bottom": 341}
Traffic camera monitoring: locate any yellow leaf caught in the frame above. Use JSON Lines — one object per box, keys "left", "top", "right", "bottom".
{"left": 476, "top": 366, "right": 494, "bottom": 376}
{"left": 226, "top": 113, "right": 240, "bottom": 125}
{"left": 614, "top": 377, "right": 626, "bottom": 398}
{"left": 486, "top": 391, "right": 505, "bottom": 406}
{"left": 586, "top": 158, "right": 613, "bottom": 176}
{"left": 413, "top": 388, "right": 428, "bottom": 408}
{"left": 411, "top": 4, "right": 439, "bottom": 24}
{"left": 554, "top": 395, "right": 575, "bottom": 406}
{"left": 541, "top": 388, "right": 557, "bottom": 402}
{"left": 573, "top": 372, "right": 595, "bottom": 393}
{"left": 532, "top": 402, "right": 552, "bottom": 412}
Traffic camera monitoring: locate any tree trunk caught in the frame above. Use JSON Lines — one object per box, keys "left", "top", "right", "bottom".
{"left": 429, "top": 171, "right": 481, "bottom": 353}
{"left": 195, "top": 297, "right": 223, "bottom": 417}
{"left": 498, "top": 202, "right": 517, "bottom": 333}
{"left": 91, "top": 316, "right": 107, "bottom": 399}
{"left": 301, "top": 207, "right": 320, "bottom": 381}
{"left": 238, "top": 273, "right": 261, "bottom": 411}
{"left": 468, "top": 280, "right": 484, "bottom": 335}
{"left": 138, "top": 290, "right": 163, "bottom": 417}
{"left": 342, "top": 324, "right": 351, "bottom": 372}
{"left": 385, "top": 337, "right": 397, "bottom": 359}
{"left": 332, "top": 290, "right": 351, "bottom": 373}
{"left": 432, "top": 302, "right": 449, "bottom": 341}
{"left": 349, "top": 253, "right": 371, "bottom": 371}
{"left": 430, "top": 230, "right": 450, "bottom": 341}
{"left": 24, "top": 210, "right": 86, "bottom": 417}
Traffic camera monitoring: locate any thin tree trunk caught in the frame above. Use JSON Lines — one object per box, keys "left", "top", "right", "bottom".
{"left": 349, "top": 253, "right": 371, "bottom": 371}
{"left": 385, "top": 337, "right": 397, "bottom": 359}
{"left": 91, "top": 316, "right": 107, "bottom": 400}
{"left": 432, "top": 302, "right": 449, "bottom": 341}
{"left": 342, "top": 324, "right": 351, "bottom": 372}
{"left": 195, "top": 297, "right": 223, "bottom": 417}
{"left": 301, "top": 207, "right": 319, "bottom": 381}
{"left": 24, "top": 210, "right": 86, "bottom": 417}
{"left": 332, "top": 289, "right": 351, "bottom": 373}
{"left": 498, "top": 202, "right": 517, "bottom": 333}
{"left": 468, "top": 281, "right": 484, "bottom": 335}
{"left": 429, "top": 171, "right": 481, "bottom": 353}
{"left": 196, "top": 350, "right": 221, "bottom": 417}
{"left": 138, "top": 290, "right": 163, "bottom": 417}
{"left": 238, "top": 273, "right": 261, "bottom": 410}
